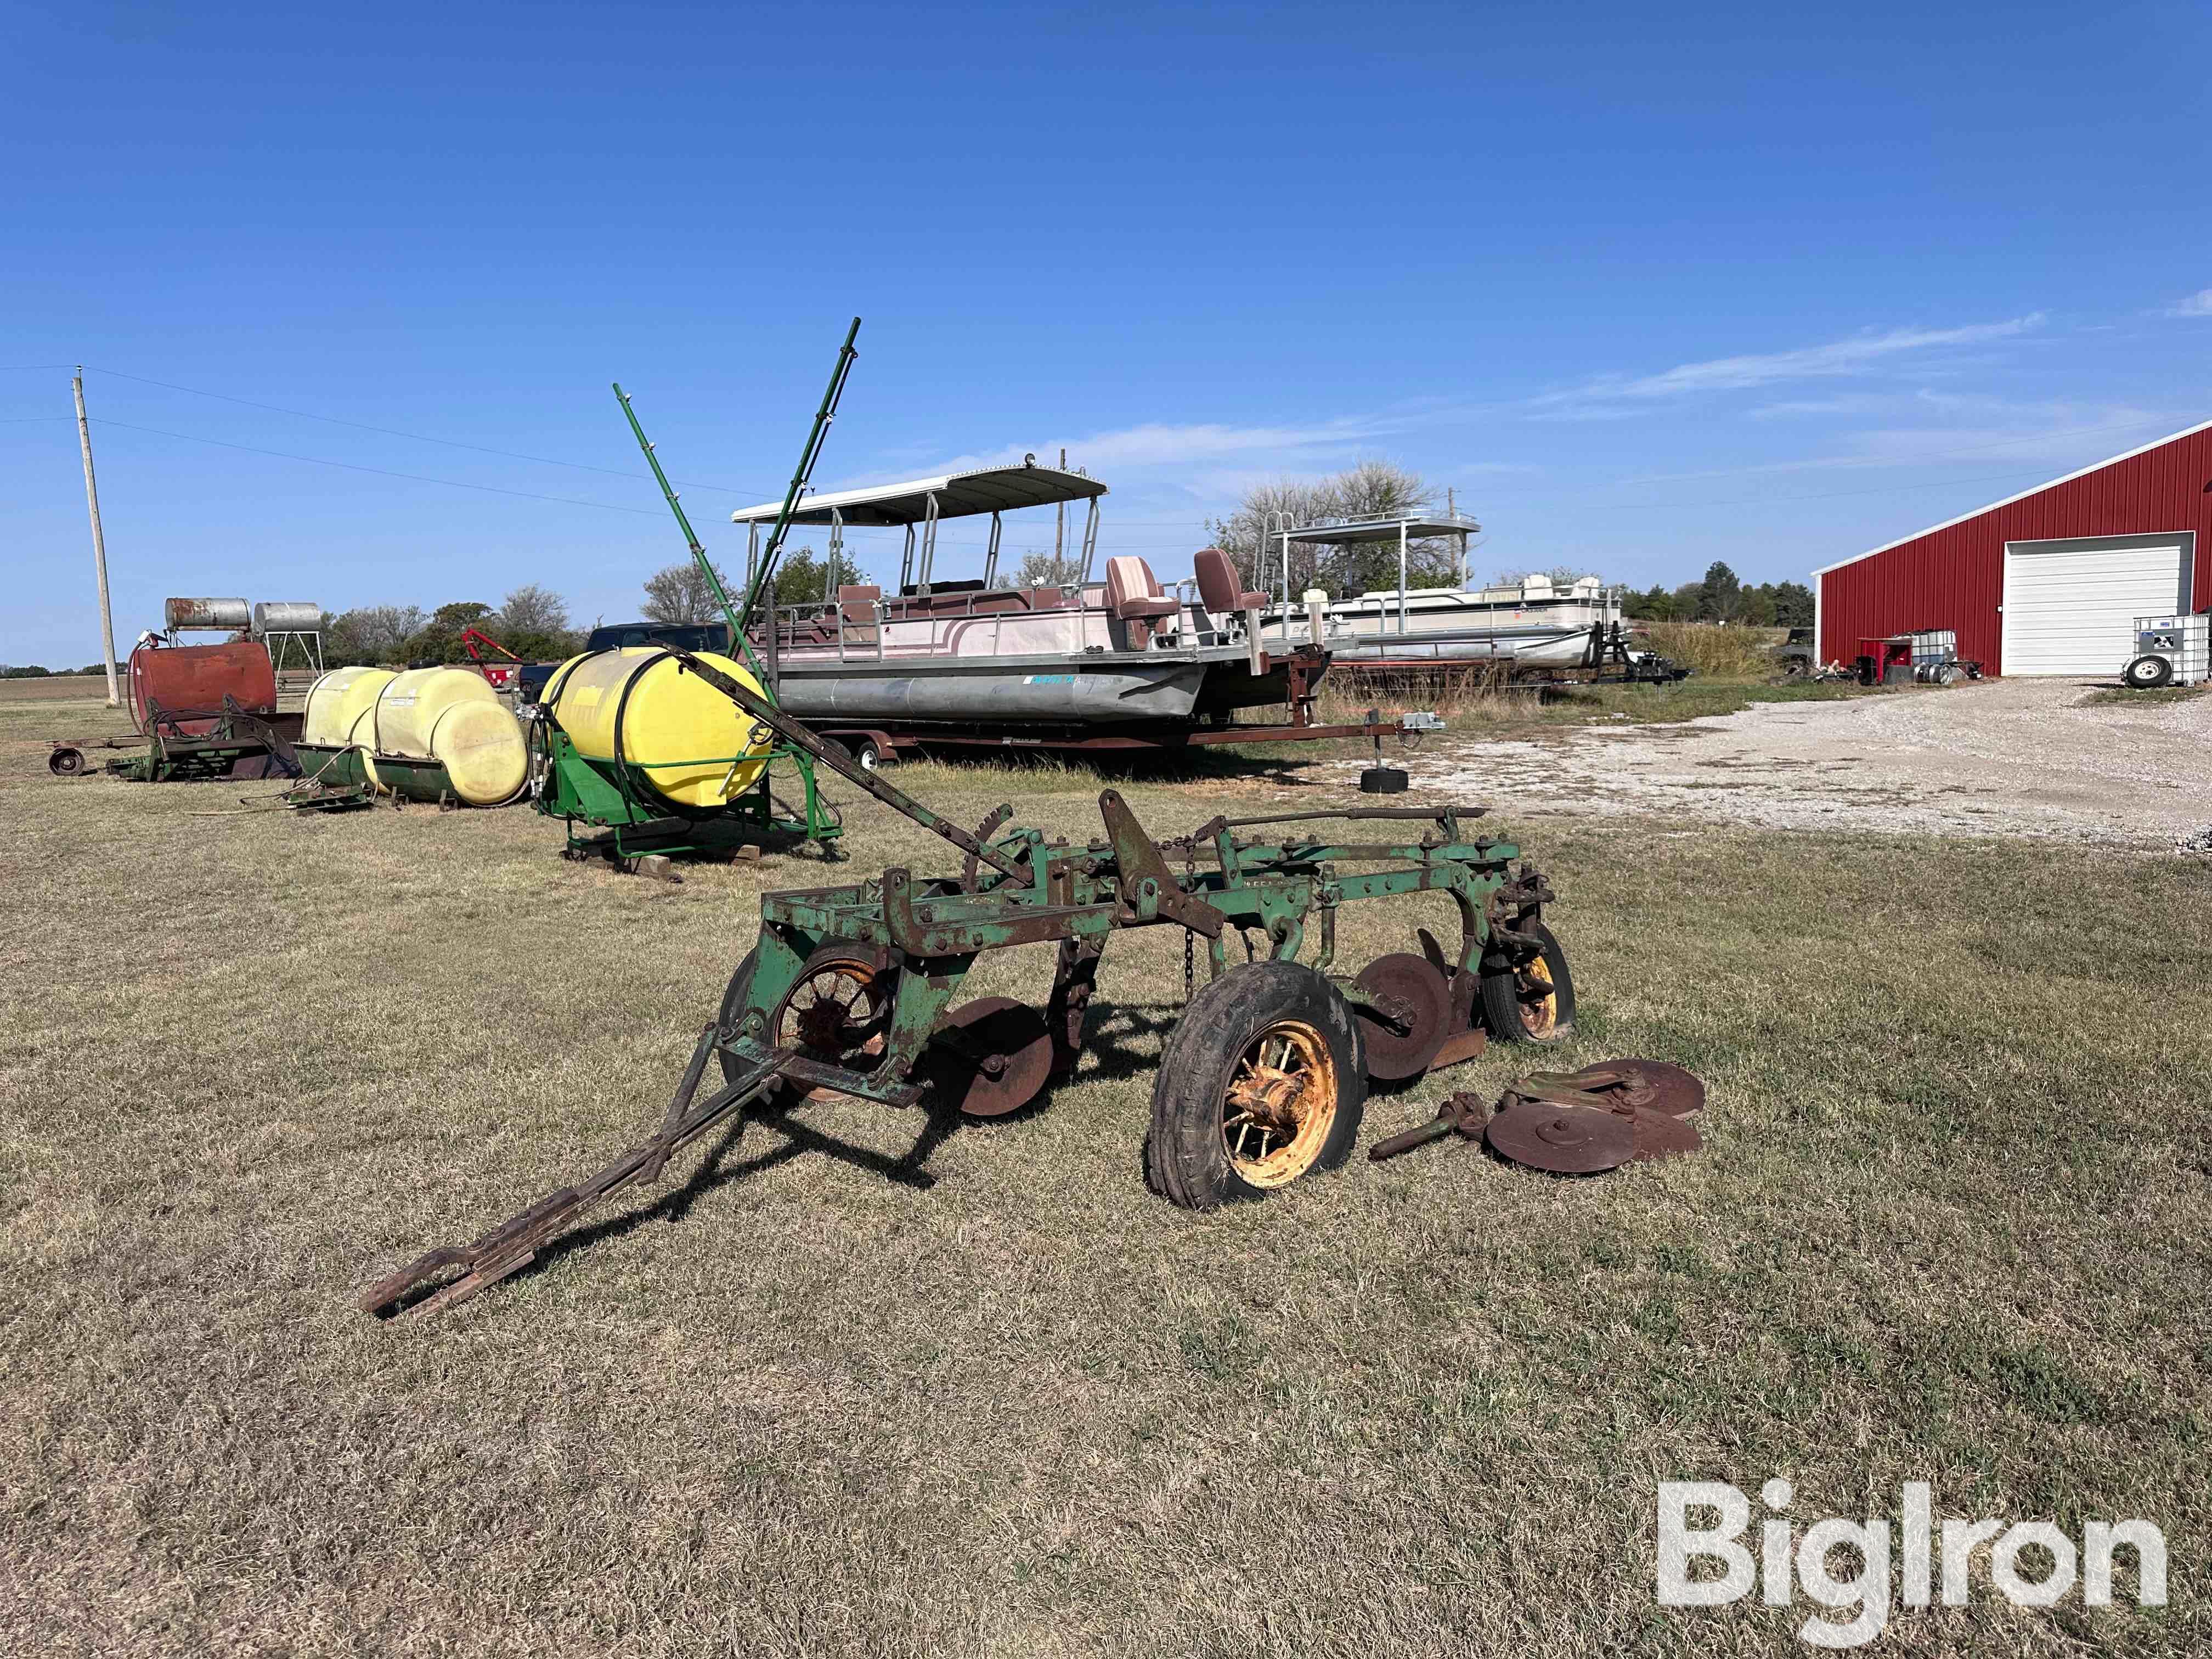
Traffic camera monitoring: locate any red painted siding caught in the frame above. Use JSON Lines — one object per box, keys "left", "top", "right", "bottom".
{"left": 1817, "top": 425, "right": 2212, "bottom": 674}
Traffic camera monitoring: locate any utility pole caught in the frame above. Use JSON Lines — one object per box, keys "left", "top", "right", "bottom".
{"left": 72, "top": 368, "right": 121, "bottom": 707}
{"left": 1054, "top": 445, "right": 1066, "bottom": 568}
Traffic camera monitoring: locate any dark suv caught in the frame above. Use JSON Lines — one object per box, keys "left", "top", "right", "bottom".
{"left": 517, "top": 620, "right": 733, "bottom": 703}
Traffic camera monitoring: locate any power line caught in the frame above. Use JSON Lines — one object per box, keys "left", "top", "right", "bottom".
{"left": 83, "top": 365, "right": 772, "bottom": 496}
{"left": 90, "top": 419, "right": 663, "bottom": 515}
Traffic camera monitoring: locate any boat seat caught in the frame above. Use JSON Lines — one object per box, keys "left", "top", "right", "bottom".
{"left": 1193, "top": 546, "right": 1266, "bottom": 616}
{"left": 1104, "top": 556, "right": 1178, "bottom": 648}
{"left": 837, "top": 584, "right": 882, "bottom": 625}
{"left": 1104, "top": 556, "right": 1178, "bottom": 619}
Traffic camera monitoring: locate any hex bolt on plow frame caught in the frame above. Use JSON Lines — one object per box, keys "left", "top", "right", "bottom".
{"left": 360, "top": 651, "right": 1575, "bottom": 1319}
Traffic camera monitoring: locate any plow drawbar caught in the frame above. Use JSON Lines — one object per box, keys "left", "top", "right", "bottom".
{"left": 362, "top": 647, "right": 1583, "bottom": 1321}
{"left": 361, "top": 1033, "right": 794, "bottom": 1319}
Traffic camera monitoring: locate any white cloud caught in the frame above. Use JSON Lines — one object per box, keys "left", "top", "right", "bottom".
{"left": 1525, "top": 314, "right": 2046, "bottom": 417}
{"left": 870, "top": 417, "right": 1389, "bottom": 487}
{"left": 2166, "top": 288, "right": 2212, "bottom": 317}
{"left": 1613, "top": 404, "right": 2182, "bottom": 487}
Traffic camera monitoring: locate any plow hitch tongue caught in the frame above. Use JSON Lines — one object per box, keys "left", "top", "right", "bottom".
{"left": 359, "top": 1031, "right": 792, "bottom": 1321}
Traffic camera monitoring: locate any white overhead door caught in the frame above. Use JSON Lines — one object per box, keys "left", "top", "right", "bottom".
{"left": 2001, "top": 533, "right": 2194, "bottom": 676}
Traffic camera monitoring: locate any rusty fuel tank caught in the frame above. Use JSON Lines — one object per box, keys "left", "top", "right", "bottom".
{"left": 128, "top": 640, "right": 278, "bottom": 735}
{"left": 163, "top": 597, "right": 252, "bottom": 632}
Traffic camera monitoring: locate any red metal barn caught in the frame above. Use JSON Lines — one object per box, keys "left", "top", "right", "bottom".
{"left": 1814, "top": 419, "right": 2212, "bottom": 676}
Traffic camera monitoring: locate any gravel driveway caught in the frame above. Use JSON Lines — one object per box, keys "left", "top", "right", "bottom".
{"left": 1351, "top": 679, "right": 2212, "bottom": 848}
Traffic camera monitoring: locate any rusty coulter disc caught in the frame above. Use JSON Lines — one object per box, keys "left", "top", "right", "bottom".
{"left": 1576, "top": 1059, "right": 1706, "bottom": 1118}
{"left": 1352, "top": 952, "right": 1452, "bottom": 1080}
{"left": 1485, "top": 1101, "right": 1634, "bottom": 1174}
{"left": 1627, "top": 1105, "right": 1703, "bottom": 1162}
{"left": 924, "top": 997, "right": 1054, "bottom": 1119}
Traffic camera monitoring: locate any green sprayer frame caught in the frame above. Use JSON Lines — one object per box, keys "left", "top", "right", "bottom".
{"left": 529, "top": 719, "right": 840, "bottom": 863}
{"left": 528, "top": 319, "right": 863, "bottom": 865}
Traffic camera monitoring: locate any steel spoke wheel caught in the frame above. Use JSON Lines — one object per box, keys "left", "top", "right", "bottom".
{"left": 775, "top": 950, "right": 893, "bottom": 1069}
{"left": 716, "top": 943, "right": 895, "bottom": 1090}
{"left": 1146, "top": 960, "right": 1365, "bottom": 1210}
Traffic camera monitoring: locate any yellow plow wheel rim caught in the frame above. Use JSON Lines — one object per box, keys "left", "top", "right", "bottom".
{"left": 1220, "top": 1019, "right": 1339, "bottom": 1189}
{"left": 1521, "top": 955, "right": 1558, "bottom": 1037}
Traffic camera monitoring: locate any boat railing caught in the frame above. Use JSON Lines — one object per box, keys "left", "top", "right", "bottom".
{"left": 760, "top": 577, "right": 1261, "bottom": 664}
{"left": 761, "top": 585, "right": 1110, "bottom": 665}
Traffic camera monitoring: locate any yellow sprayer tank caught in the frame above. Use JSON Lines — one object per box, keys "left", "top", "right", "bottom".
{"left": 544, "top": 647, "right": 771, "bottom": 809}
{"left": 302, "top": 666, "right": 397, "bottom": 749}
{"left": 301, "top": 666, "right": 397, "bottom": 787}
{"left": 366, "top": 667, "right": 529, "bottom": 805}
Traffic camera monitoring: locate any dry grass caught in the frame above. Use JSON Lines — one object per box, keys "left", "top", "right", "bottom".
{"left": 1314, "top": 669, "right": 1872, "bottom": 738}
{"left": 2081, "top": 684, "right": 2211, "bottom": 708}
{"left": 1639, "top": 622, "right": 1780, "bottom": 679}
{"left": 0, "top": 672, "right": 128, "bottom": 702}
{"left": 3, "top": 681, "right": 2208, "bottom": 1656}
{"left": 1304, "top": 625, "right": 1843, "bottom": 738}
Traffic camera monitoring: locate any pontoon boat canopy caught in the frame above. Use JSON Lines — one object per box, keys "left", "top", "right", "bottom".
{"left": 1279, "top": 510, "right": 1481, "bottom": 543}
{"left": 730, "top": 463, "right": 1107, "bottom": 527}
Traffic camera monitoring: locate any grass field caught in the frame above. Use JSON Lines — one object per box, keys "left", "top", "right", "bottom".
{"left": 3, "top": 678, "right": 2207, "bottom": 1656}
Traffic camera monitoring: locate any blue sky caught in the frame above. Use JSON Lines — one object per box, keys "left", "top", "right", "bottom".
{"left": 5, "top": 1, "right": 2210, "bottom": 662}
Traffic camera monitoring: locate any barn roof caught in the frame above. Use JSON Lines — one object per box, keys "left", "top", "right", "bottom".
{"left": 1813, "top": 415, "right": 2212, "bottom": 578}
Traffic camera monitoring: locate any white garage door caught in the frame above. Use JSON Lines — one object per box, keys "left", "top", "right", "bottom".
{"left": 2001, "top": 533, "right": 2194, "bottom": 676}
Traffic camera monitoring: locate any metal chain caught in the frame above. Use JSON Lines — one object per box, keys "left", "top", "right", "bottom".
{"left": 1182, "top": 848, "right": 1196, "bottom": 998}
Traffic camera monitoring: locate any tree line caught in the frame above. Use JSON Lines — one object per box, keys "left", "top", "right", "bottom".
{"left": 1621, "top": 561, "right": 1812, "bottom": 627}
{"left": 322, "top": 583, "right": 580, "bottom": 667}
{"left": 318, "top": 543, "right": 863, "bottom": 667}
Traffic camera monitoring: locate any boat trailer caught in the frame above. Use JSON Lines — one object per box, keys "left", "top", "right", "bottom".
{"left": 362, "top": 646, "right": 1576, "bottom": 1319}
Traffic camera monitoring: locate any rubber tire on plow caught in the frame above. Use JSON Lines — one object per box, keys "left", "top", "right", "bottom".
{"left": 1481, "top": 919, "right": 1576, "bottom": 1045}
{"left": 1144, "top": 960, "right": 1367, "bottom": 1211}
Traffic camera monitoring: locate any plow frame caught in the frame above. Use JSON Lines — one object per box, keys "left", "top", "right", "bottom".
{"left": 708, "top": 790, "right": 1545, "bottom": 1113}
{"left": 362, "top": 637, "right": 1568, "bottom": 1321}
{"left": 363, "top": 788, "right": 1555, "bottom": 1320}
